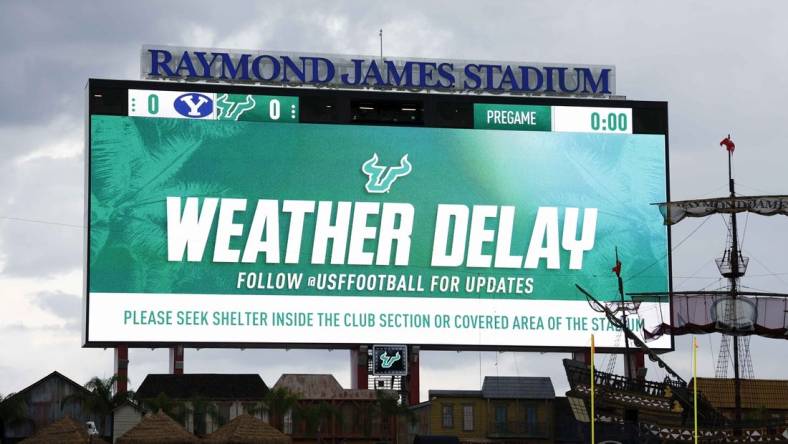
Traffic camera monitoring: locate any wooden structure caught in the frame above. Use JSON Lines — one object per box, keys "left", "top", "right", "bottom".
{"left": 112, "top": 400, "right": 143, "bottom": 443}
{"left": 18, "top": 416, "right": 108, "bottom": 444}
{"left": 1, "top": 371, "right": 111, "bottom": 442}
{"left": 273, "top": 374, "right": 396, "bottom": 443}
{"left": 115, "top": 411, "right": 197, "bottom": 444}
{"left": 203, "top": 413, "right": 291, "bottom": 444}
{"left": 134, "top": 374, "right": 268, "bottom": 436}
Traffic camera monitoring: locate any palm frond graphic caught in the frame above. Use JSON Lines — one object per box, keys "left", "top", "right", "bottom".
{"left": 551, "top": 136, "right": 668, "bottom": 294}
{"left": 90, "top": 117, "right": 237, "bottom": 292}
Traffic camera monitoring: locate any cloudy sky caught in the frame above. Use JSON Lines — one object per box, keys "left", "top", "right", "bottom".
{"left": 1, "top": 0, "right": 788, "bottom": 401}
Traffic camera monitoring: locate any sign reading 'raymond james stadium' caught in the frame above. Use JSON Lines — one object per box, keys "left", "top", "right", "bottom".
{"left": 141, "top": 45, "right": 616, "bottom": 95}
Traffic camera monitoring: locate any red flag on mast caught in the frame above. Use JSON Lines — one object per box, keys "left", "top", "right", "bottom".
{"left": 612, "top": 259, "right": 622, "bottom": 277}
{"left": 720, "top": 134, "right": 735, "bottom": 153}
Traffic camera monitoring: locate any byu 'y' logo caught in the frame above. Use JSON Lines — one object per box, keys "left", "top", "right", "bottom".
{"left": 379, "top": 351, "right": 401, "bottom": 369}
{"left": 174, "top": 93, "right": 213, "bottom": 118}
{"left": 362, "top": 153, "right": 412, "bottom": 193}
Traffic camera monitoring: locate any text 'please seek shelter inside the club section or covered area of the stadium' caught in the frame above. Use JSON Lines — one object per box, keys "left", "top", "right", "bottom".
{"left": 121, "top": 307, "right": 646, "bottom": 332}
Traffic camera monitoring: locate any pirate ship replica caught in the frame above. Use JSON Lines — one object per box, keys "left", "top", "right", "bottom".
{"left": 563, "top": 136, "right": 788, "bottom": 443}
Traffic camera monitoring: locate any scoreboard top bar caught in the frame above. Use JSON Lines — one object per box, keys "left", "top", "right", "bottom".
{"left": 129, "top": 89, "right": 634, "bottom": 135}
{"left": 89, "top": 79, "right": 668, "bottom": 135}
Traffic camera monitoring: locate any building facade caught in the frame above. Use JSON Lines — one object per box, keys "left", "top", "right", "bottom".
{"left": 272, "top": 374, "right": 397, "bottom": 443}
{"left": 693, "top": 378, "right": 788, "bottom": 425}
{"left": 134, "top": 373, "right": 269, "bottom": 436}
{"left": 0, "top": 371, "right": 112, "bottom": 443}
{"left": 111, "top": 401, "right": 142, "bottom": 443}
{"left": 410, "top": 376, "right": 556, "bottom": 443}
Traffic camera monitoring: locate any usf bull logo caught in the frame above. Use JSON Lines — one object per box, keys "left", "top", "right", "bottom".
{"left": 361, "top": 153, "right": 412, "bottom": 193}
{"left": 379, "top": 351, "right": 401, "bottom": 369}
{"left": 216, "top": 94, "right": 256, "bottom": 120}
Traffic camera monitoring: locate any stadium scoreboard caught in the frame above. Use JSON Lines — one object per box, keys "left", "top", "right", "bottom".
{"left": 84, "top": 79, "right": 671, "bottom": 351}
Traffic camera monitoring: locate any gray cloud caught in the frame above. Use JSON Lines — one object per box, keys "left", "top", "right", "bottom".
{"left": 0, "top": 153, "right": 83, "bottom": 277}
{"left": 0, "top": 321, "right": 79, "bottom": 334}
{"left": 32, "top": 290, "right": 81, "bottom": 326}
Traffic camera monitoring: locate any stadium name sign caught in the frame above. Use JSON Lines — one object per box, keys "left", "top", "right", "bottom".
{"left": 141, "top": 46, "right": 615, "bottom": 95}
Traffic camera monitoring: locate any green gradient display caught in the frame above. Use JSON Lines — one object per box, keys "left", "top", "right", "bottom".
{"left": 89, "top": 115, "right": 668, "bottom": 301}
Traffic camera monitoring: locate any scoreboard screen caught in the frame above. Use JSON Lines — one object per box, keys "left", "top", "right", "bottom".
{"left": 85, "top": 79, "right": 671, "bottom": 351}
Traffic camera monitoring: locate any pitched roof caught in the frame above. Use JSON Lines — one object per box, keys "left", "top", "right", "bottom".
{"left": 428, "top": 390, "right": 482, "bottom": 399}
{"left": 4, "top": 371, "right": 90, "bottom": 405}
{"left": 481, "top": 376, "right": 555, "bottom": 399}
{"left": 693, "top": 378, "right": 788, "bottom": 410}
{"left": 273, "top": 374, "right": 380, "bottom": 400}
{"left": 18, "top": 416, "right": 109, "bottom": 444}
{"left": 115, "top": 411, "right": 197, "bottom": 444}
{"left": 203, "top": 414, "right": 291, "bottom": 444}
{"left": 135, "top": 374, "right": 267, "bottom": 401}
{"left": 112, "top": 399, "right": 143, "bottom": 413}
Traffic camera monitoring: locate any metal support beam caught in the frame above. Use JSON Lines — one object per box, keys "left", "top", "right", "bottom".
{"left": 572, "top": 350, "right": 592, "bottom": 365}
{"left": 169, "top": 346, "right": 184, "bottom": 375}
{"left": 350, "top": 346, "right": 368, "bottom": 390}
{"left": 407, "top": 346, "right": 420, "bottom": 406}
{"left": 627, "top": 350, "right": 646, "bottom": 379}
{"left": 114, "top": 345, "right": 129, "bottom": 394}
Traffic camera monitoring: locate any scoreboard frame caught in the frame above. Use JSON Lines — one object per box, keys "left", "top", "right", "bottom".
{"left": 84, "top": 78, "right": 672, "bottom": 353}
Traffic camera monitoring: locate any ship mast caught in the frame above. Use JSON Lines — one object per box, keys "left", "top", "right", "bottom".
{"left": 614, "top": 247, "right": 632, "bottom": 378}
{"left": 725, "top": 141, "right": 743, "bottom": 428}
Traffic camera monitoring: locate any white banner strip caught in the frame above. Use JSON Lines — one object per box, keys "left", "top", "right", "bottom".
{"left": 88, "top": 292, "right": 670, "bottom": 349}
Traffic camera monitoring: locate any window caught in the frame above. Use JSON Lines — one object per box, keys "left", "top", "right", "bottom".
{"left": 341, "top": 405, "right": 355, "bottom": 433}
{"left": 283, "top": 408, "right": 293, "bottom": 434}
{"left": 192, "top": 402, "right": 207, "bottom": 436}
{"left": 441, "top": 404, "right": 453, "bottom": 428}
{"left": 217, "top": 402, "right": 231, "bottom": 427}
{"left": 526, "top": 405, "right": 537, "bottom": 432}
{"left": 494, "top": 405, "right": 507, "bottom": 433}
{"left": 462, "top": 405, "right": 474, "bottom": 431}
{"left": 567, "top": 397, "right": 589, "bottom": 423}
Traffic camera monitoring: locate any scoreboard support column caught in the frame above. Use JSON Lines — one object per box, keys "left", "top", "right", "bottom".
{"left": 113, "top": 345, "right": 128, "bottom": 394}
{"left": 627, "top": 351, "right": 646, "bottom": 379}
{"left": 169, "top": 346, "right": 184, "bottom": 375}
{"left": 406, "top": 346, "right": 420, "bottom": 406}
{"left": 572, "top": 350, "right": 592, "bottom": 365}
{"left": 350, "top": 346, "right": 368, "bottom": 389}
